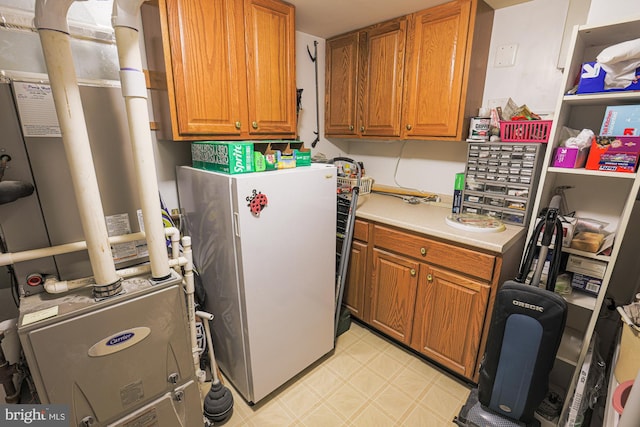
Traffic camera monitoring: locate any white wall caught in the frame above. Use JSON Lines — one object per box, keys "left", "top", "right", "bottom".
{"left": 482, "top": 0, "right": 568, "bottom": 116}
{"left": 587, "top": 0, "right": 640, "bottom": 25}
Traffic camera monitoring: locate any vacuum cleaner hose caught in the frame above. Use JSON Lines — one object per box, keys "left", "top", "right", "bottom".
{"left": 516, "top": 198, "right": 564, "bottom": 289}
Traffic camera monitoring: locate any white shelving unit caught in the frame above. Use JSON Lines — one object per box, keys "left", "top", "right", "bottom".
{"left": 525, "top": 17, "right": 640, "bottom": 426}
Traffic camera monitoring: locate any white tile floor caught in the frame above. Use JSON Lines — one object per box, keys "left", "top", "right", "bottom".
{"left": 213, "top": 321, "right": 473, "bottom": 426}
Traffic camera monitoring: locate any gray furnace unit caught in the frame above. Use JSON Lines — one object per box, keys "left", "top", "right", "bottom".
{"left": 18, "top": 270, "right": 202, "bottom": 426}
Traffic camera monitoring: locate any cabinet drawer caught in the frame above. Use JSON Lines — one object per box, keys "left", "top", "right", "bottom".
{"left": 354, "top": 219, "right": 369, "bottom": 242}
{"left": 373, "top": 225, "right": 495, "bottom": 282}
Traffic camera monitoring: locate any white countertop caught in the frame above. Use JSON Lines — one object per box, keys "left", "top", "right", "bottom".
{"left": 355, "top": 193, "right": 526, "bottom": 254}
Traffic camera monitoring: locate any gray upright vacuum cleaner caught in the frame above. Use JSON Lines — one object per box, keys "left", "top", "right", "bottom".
{"left": 455, "top": 196, "right": 568, "bottom": 427}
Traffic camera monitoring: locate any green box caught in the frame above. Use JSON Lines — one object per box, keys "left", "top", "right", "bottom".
{"left": 294, "top": 149, "right": 311, "bottom": 166}
{"left": 191, "top": 141, "right": 254, "bottom": 174}
{"left": 288, "top": 141, "right": 311, "bottom": 167}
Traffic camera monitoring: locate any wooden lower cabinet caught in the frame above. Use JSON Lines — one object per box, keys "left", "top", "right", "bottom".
{"left": 410, "top": 264, "right": 490, "bottom": 378}
{"left": 343, "top": 220, "right": 370, "bottom": 320}
{"left": 369, "top": 248, "right": 418, "bottom": 345}
{"left": 340, "top": 220, "right": 518, "bottom": 381}
{"left": 343, "top": 239, "right": 368, "bottom": 319}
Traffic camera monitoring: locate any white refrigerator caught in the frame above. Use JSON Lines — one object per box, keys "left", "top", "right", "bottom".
{"left": 177, "top": 164, "right": 337, "bottom": 403}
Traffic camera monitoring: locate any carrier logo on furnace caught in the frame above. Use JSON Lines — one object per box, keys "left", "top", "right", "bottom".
{"left": 512, "top": 299, "right": 544, "bottom": 312}
{"left": 88, "top": 327, "right": 151, "bottom": 357}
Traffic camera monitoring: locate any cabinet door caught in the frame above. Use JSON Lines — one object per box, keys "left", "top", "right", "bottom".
{"left": 369, "top": 248, "right": 418, "bottom": 345}
{"left": 402, "top": 0, "right": 472, "bottom": 138}
{"left": 325, "top": 32, "right": 359, "bottom": 136}
{"left": 411, "top": 264, "right": 489, "bottom": 378}
{"left": 163, "top": 0, "right": 247, "bottom": 136}
{"left": 360, "top": 18, "right": 407, "bottom": 137}
{"left": 245, "top": 0, "right": 296, "bottom": 136}
{"left": 343, "top": 240, "right": 368, "bottom": 320}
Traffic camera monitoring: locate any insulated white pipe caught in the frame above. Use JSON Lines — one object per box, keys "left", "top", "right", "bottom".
{"left": 34, "top": 0, "right": 120, "bottom": 289}
{"left": 195, "top": 311, "right": 221, "bottom": 385}
{"left": 43, "top": 256, "right": 188, "bottom": 295}
{"left": 112, "top": 1, "right": 171, "bottom": 281}
{"left": 181, "top": 236, "right": 200, "bottom": 374}
{"left": 0, "top": 232, "right": 145, "bottom": 267}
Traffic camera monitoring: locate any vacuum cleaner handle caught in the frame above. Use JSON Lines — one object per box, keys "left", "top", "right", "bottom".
{"left": 540, "top": 195, "right": 561, "bottom": 247}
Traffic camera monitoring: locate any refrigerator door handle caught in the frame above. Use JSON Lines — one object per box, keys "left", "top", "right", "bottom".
{"left": 233, "top": 212, "right": 240, "bottom": 237}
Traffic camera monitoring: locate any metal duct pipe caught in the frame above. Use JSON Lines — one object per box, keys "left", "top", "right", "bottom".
{"left": 112, "top": 0, "right": 171, "bottom": 281}
{"left": 34, "top": 0, "right": 121, "bottom": 297}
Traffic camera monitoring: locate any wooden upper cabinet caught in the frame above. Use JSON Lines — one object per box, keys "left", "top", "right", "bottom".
{"left": 324, "top": 0, "right": 493, "bottom": 141}
{"left": 403, "top": 0, "right": 493, "bottom": 140}
{"left": 402, "top": 0, "right": 471, "bottom": 138}
{"left": 245, "top": 0, "right": 297, "bottom": 135}
{"left": 360, "top": 18, "right": 407, "bottom": 138}
{"left": 141, "top": 0, "right": 296, "bottom": 141}
{"left": 166, "top": 0, "right": 246, "bottom": 137}
{"left": 325, "top": 32, "right": 359, "bottom": 136}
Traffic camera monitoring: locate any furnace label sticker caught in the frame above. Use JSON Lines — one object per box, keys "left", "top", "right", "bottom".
{"left": 21, "top": 306, "right": 59, "bottom": 326}
{"left": 12, "top": 82, "right": 62, "bottom": 137}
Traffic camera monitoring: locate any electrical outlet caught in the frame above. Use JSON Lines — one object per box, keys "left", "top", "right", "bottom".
{"left": 495, "top": 44, "right": 518, "bottom": 67}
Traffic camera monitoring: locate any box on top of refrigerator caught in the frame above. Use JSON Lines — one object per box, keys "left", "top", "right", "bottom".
{"left": 191, "top": 141, "right": 254, "bottom": 174}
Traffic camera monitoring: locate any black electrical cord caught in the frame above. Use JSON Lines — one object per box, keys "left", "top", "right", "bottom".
{"left": 0, "top": 235, "right": 20, "bottom": 307}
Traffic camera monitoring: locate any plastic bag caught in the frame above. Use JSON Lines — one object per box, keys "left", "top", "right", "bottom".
{"left": 596, "top": 38, "right": 640, "bottom": 89}
{"left": 563, "top": 334, "right": 607, "bottom": 426}
{"left": 559, "top": 127, "right": 594, "bottom": 150}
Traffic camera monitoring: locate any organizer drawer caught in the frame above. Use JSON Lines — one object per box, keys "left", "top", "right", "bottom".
{"left": 353, "top": 219, "right": 369, "bottom": 242}
{"left": 373, "top": 225, "right": 496, "bottom": 282}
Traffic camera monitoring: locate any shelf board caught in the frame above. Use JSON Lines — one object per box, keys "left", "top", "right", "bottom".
{"left": 561, "top": 246, "right": 611, "bottom": 262}
{"left": 563, "top": 290, "right": 597, "bottom": 311}
{"left": 563, "top": 91, "right": 640, "bottom": 106}
{"left": 537, "top": 244, "right": 611, "bottom": 262}
{"left": 557, "top": 326, "right": 584, "bottom": 366}
{"left": 546, "top": 167, "right": 637, "bottom": 179}
{"left": 534, "top": 412, "right": 558, "bottom": 427}
{"left": 578, "top": 18, "right": 640, "bottom": 51}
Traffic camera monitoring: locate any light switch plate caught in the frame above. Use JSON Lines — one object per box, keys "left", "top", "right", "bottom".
{"left": 495, "top": 44, "right": 518, "bottom": 67}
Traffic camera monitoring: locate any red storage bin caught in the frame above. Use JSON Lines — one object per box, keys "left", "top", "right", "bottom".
{"left": 500, "top": 120, "right": 552, "bottom": 143}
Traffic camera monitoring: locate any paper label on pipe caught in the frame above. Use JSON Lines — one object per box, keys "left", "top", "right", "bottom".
{"left": 21, "top": 306, "right": 59, "bottom": 326}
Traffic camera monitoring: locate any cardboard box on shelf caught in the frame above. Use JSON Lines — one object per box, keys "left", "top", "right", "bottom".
{"left": 552, "top": 146, "right": 589, "bottom": 168}
{"left": 600, "top": 105, "right": 640, "bottom": 136}
{"left": 566, "top": 254, "right": 607, "bottom": 279}
{"left": 576, "top": 62, "right": 640, "bottom": 95}
{"left": 571, "top": 273, "right": 602, "bottom": 296}
{"left": 585, "top": 136, "right": 640, "bottom": 173}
